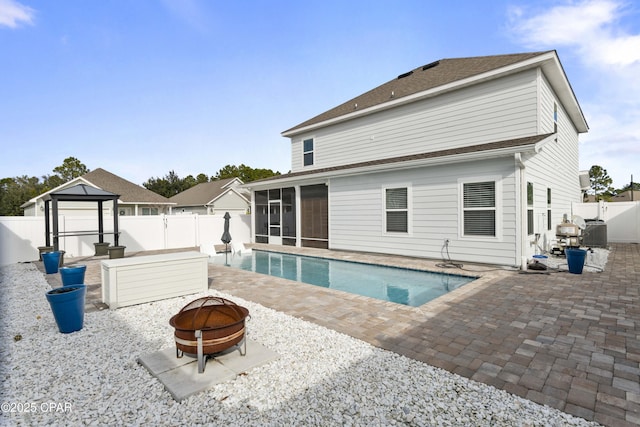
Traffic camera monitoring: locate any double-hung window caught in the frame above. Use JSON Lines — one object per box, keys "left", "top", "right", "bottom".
{"left": 527, "top": 182, "right": 534, "bottom": 235}
{"left": 303, "top": 138, "right": 314, "bottom": 166}
{"left": 462, "top": 181, "right": 496, "bottom": 237}
{"left": 385, "top": 187, "right": 408, "bottom": 233}
{"left": 547, "top": 188, "right": 552, "bottom": 231}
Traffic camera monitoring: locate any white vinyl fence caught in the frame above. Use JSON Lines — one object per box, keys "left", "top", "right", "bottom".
{"left": 572, "top": 201, "right": 640, "bottom": 244}
{"left": 0, "top": 214, "right": 251, "bottom": 266}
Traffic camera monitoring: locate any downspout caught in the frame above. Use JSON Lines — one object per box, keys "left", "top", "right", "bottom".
{"left": 515, "top": 153, "right": 527, "bottom": 270}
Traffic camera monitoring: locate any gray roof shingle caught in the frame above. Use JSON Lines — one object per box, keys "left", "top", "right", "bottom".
{"left": 254, "top": 133, "right": 553, "bottom": 184}
{"left": 283, "top": 51, "right": 552, "bottom": 134}
{"left": 169, "top": 178, "right": 245, "bottom": 206}
{"left": 82, "top": 168, "right": 171, "bottom": 204}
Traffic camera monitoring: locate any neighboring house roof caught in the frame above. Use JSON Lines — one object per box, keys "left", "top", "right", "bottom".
{"left": 249, "top": 134, "right": 554, "bottom": 187}
{"left": 611, "top": 190, "right": 640, "bottom": 202}
{"left": 21, "top": 168, "right": 172, "bottom": 208}
{"left": 80, "top": 168, "right": 172, "bottom": 204}
{"left": 283, "top": 50, "right": 588, "bottom": 136}
{"left": 169, "top": 178, "right": 248, "bottom": 207}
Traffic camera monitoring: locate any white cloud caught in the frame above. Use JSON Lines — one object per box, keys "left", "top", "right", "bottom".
{"left": 508, "top": 0, "right": 640, "bottom": 66}
{"left": 160, "top": 0, "right": 210, "bottom": 35}
{"left": 0, "top": 0, "right": 34, "bottom": 28}
{"left": 508, "top": 0, "right": 640, "bottom": 188}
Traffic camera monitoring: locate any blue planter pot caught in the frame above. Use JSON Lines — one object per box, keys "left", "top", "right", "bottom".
{"left": 59, "top": 265, "right": 86, "bottom": 286}
{"left": 42, "top": 251, "right": 61, "bottom": 274}
{"left": 566, "top": 248, "right": 587, "bottom": 274}
{"left": 45, "top": 285, "right": 86, "bottom": 333}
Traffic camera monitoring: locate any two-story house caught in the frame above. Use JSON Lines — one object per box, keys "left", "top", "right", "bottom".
{"left": 245, "top": 51, "right": 588, "bottom": 266}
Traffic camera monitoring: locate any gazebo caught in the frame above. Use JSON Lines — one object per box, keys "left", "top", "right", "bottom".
{"left": 43, "top": 184, "right": 121, "bottom": 253}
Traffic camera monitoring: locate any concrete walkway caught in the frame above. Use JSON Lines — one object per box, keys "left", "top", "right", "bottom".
{"left": 41, "top": 243, "right": 640, "bottom": 426}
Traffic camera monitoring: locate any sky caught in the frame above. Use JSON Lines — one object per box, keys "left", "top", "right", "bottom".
{"left": 1, "top": 0, "right": 639, "bottom": 189}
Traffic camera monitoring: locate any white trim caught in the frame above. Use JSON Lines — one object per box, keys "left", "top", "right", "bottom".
{"left": 458, "top": 175, "right": 503, "bottom": 241}
{"left": 283, "top": 51, "right": 587, "bottom": 137}
{"left": 382, "top": 184, "right": 412, "bottom": 236}
{"left": 244, "top": 137, "right": 554, "bottom": 191}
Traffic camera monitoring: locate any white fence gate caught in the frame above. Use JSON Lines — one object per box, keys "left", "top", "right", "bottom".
{"left": 572, "top": 201, "right": 640, "bottom": 244}
{"left": 0, "top": 214, "right": 251, "bottom": 266}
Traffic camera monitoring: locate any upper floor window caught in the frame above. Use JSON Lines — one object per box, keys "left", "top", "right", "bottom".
{"left": 462, "top": 181, "right": 496, "bottom": 237}
{"left": 385, "top": 187, "right": 408, "bottom": 233}
{"left": 303, "top": 138, "right": 314, "bottom": 166}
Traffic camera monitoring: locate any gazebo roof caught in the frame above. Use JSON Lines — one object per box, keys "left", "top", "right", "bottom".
{"left": 43, "top": 184, "right": 121, "bottom": 251}
{"left": 45, "top": 184, "right": 120, "bottom": 202}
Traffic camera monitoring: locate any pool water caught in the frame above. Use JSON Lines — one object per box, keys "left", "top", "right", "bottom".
{"left": 211, "top": 250, "right": 476, "bottom": 307}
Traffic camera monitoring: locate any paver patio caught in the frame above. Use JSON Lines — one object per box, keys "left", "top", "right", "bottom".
{"left": 41, "top": 242, "right": 640, "bottom": 426}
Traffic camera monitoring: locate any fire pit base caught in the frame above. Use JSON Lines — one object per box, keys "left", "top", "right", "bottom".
{"left": 169, "top": 297, "right": 250, "bottom": 373}
{"left": 176, "top": 330, "right": 247, "bottom": 374}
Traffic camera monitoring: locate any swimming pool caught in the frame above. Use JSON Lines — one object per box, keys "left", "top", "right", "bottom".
{"left": 211, "top": 250, "right": 476, "bottom": 307}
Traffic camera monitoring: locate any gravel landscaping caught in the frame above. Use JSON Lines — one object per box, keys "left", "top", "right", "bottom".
{"left": 1, "top": 263, "right": 599, "bottom": 426}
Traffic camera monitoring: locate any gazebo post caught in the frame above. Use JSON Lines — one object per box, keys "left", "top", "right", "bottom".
{"left": 98, "top": 200, "right": 104, "bottom": 243}
{"left": 113, "top": 199, "right": 120, "bottom": 247}
{"left": 44, "top": 200, "right": 51, "bottom": 247}
{"left": 52, "top": 199, "right": 59, "bottom": 252}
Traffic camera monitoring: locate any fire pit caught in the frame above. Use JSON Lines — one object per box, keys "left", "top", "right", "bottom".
{"left": 169, "top": 296, "right": 250, "bottom": 373}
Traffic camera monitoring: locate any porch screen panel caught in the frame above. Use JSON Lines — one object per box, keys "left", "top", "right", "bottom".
{"left": 463, "top": 181, "right": 496, "bottom": 236}
{"left": 300, "top": 184, "right": 328, "bottom": 249}
{"left": 255, "top": 191, "right": 269, "bottom": 243}
{"left": 282, "top": 187, "right": 296, "bottom": 246}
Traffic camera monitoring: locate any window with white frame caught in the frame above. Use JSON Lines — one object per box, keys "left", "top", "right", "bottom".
{"left": 462, "top": 181, "right": 496, "bottom": 237}
{"left": 141, "top": 207, "right": 158, "bottom": 215}
{"left": 547, "top": 188, "right": 552, "bottom": 231}
{"left": 385, "top": 187, "right": 408, "bottom": 233}
{"left": 303, "top": 138, "right": 314, "bottom": 166}
{"left": 527, "top": 182, "right": 534, "bottom": 235}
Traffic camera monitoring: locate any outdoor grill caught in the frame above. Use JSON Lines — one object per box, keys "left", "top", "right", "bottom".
{"left": 169, "top": 296, "right": 250, "bottom": 373}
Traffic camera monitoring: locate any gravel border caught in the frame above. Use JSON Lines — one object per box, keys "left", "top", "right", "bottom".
{"left": 1, "top": 263, "right": 599, "bottom": 426}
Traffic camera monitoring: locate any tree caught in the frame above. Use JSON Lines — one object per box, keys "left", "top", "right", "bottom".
{"left": 0, "top": 158, "right": 90, "bottom": 216}
{"left": 588, "top": 165, "right": 614, "bottom": 201}
{"left": 0, "top": 176, "right": 44, "bottom": 216}
{"left": 214, "top": 164, "right": 280, "bottom": 182}
{"left": 53, "top": 157, "right": 89, "bottom": 182}
{"left": 616, "top": 181, "right": 640, "bottom": 193}
{"left": 142, "top": 170, "right": 195, "bottom": 198}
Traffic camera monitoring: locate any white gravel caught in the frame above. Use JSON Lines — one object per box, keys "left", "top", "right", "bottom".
{"left": 1, "top": 263, "right": 599, "bottom": 426}
{"left": 530, "top": 248, "right": 609, "bottom": 273}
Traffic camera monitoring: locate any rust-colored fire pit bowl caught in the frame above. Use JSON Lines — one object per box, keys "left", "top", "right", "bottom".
{"left": 169, "top": 296, "right": 250, "bottom": 373}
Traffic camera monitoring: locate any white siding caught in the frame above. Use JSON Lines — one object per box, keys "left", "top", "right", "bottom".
{"left": 522, "top": 71, "right": 581, "bottom": 254}
{"left": 291, "top": 70, "right": 538, "bottom": 173}
{"left": 329, "top": 158, "right": 519, "bottom": 266}
{"left": 212, "top": 191, "right": 249, "bottom": 213}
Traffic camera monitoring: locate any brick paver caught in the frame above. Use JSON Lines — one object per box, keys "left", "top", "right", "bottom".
{"left": 43, "top": 243, "right": 640, "bottom": 426}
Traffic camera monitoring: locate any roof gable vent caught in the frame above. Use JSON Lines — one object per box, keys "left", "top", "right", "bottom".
{"left": 397, "top": 70, "right": 413, "bottom": 79}
{"left": 422, "top": 60, "right": 440, "bottom": 71}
